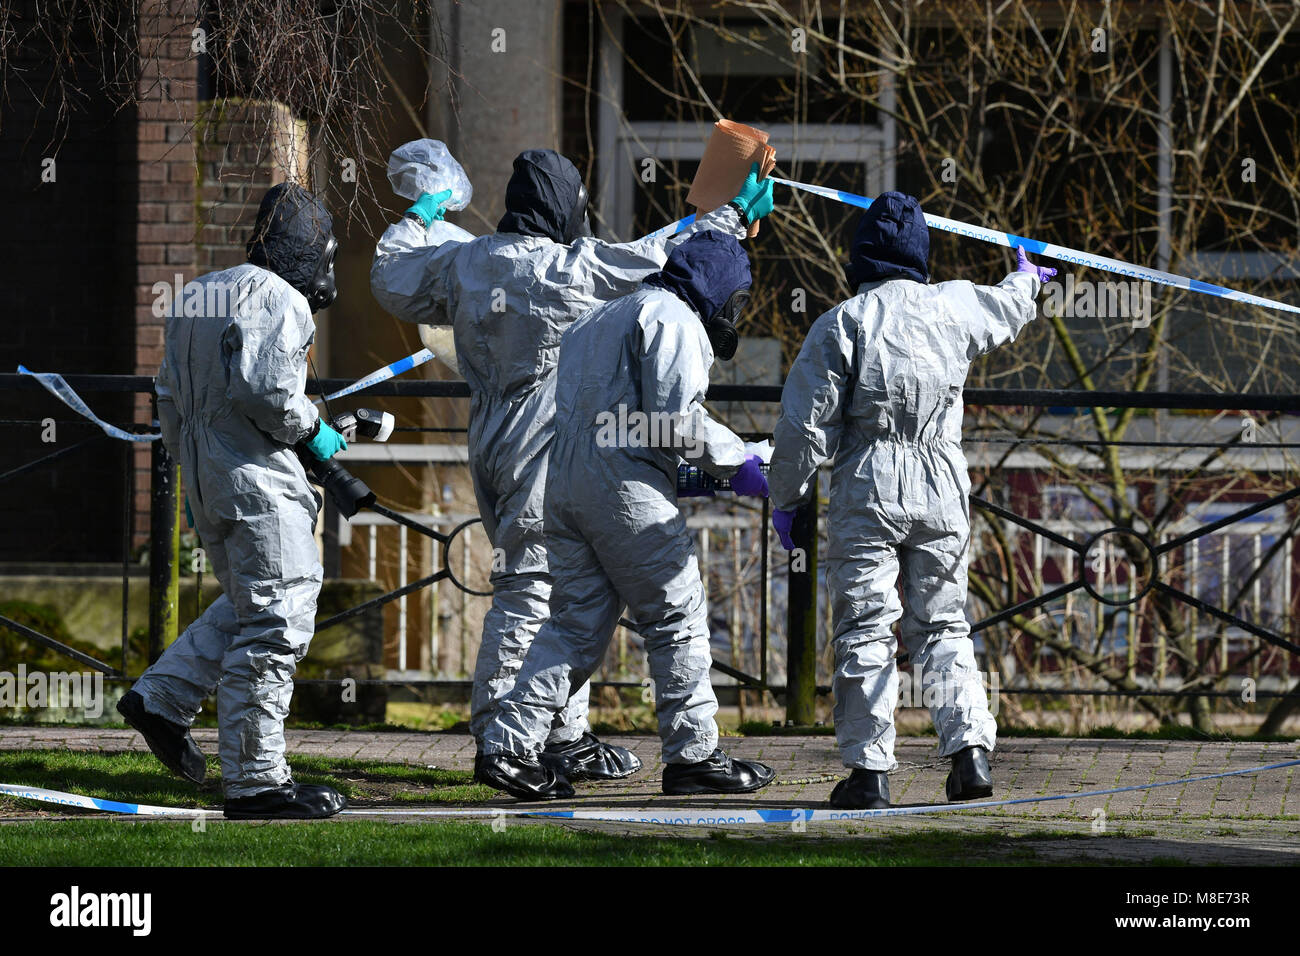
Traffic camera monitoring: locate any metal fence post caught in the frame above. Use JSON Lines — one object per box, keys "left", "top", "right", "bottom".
{"left": 148, "top": 418, "right": 179, "bottom": 663}
{"left": 785, "top": 499, "right": 818, "bottom": 724}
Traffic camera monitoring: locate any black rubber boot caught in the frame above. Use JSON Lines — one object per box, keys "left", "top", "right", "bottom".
{"left": 116, "top": 690, "right": 207, "bottom": 785}
{"left": 945, "top": 746, "right": 994, "bottom": 802}
{"left": 661, "top": 749, "right": 775, "bottom": 795}
{"left": 540, "top": 732, "right": 643, "bottom": 782}
{"left": 223, "top": 783, "right": 347, "bottom": 820}
{"left": 476, "top": 753, "right": 575, "bottom": 801}
{"left": 828, "top": 769, "right": 890, "bottom": 809}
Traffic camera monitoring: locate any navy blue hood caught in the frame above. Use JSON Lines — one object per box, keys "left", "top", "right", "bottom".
{"left": 846, "top": 190, "right": 930, "bottom": 287}
{"left": 497, "top": 149, "right": 585, "bottom": 243}
{"left": 246, "top": 182, "right": 334, "bottom": 297}
{"left": 644, "top": 230, "right": 752, "bottom": 321}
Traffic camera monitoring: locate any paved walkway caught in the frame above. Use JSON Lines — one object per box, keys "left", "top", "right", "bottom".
{"left": 3, "top": 728, "right": 1297, "bottom": 861}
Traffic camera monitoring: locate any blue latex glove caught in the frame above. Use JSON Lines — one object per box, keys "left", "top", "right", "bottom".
{"left": 1016, "top": 246, "right": 1057, "bottom": 283}
{"left": 184, "top": 496, "right": 194, "bottom": 529}
{"left": 305, "top": 420, "right": 348, "bottom": 461}
{"left": 729, "top": 455, "right": 769, "bottom": 498}
{"left": 406, "top": 188, "right": 454, "bottom": 227}
{"left": 773, "top": 508, "right": 798, "bottom": 551}
{"left": 730, "top": 163, "right": 775, "bottom": 224}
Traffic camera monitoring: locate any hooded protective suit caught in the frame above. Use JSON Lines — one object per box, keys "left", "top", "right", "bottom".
{"left": 371, "top": 215, "right": 476, "bottom": 326}
{"left": 369, "top": 149, "right": 748, "bottom": 749}
{"left": 481, "top": 231, "right": 752, "bottom": 764}
{"left": 768, "top": 192, "right": 1040, "bottom": 772}
{"left": 132, "top": 183, "right": 333, "bottom": 798}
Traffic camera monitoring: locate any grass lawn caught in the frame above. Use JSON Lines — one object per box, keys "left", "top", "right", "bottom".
{"left": 0, "top": 749, "right": 1176, "bottom": 866}
{"left": 0, "top": 817, "right": 1115, "bottom": 866}
{"left": 0, "top": 749, "right": 496, "bottom": 809}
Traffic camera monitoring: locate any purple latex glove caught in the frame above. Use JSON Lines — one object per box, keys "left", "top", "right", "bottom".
{"left": 772, "top": 508, "right": 797, "bottom": 550}
{"left": 1016, "top": 245, "right": 1057, "bottom": 283}
{"left": 729, "top": 455, "right": 769, "bottom": 498}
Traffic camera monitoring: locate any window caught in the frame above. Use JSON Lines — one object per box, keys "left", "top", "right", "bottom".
{"left": 1175, "top": 501, "right": 1292, "bottom": 644}
{"left": 597, "top": 13, "right": 891, "bottom": 245}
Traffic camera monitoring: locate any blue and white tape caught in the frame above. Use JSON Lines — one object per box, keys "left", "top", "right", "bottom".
{"left": 639, "top": 177, "right": 1300, "bottom": 315}
{"left": 17, "top": 365, "right": 160, "bottom": 443}
{"left": 343, "top": 757, "right": 1300, "bottom": 823}
{"left": 4, "top": 757, "right": 1295, "bottom": 824}
{"left": 0, "top": 783, "right": 214, "bottom": 817}
{"left": 639, "top": 213, "right": 696, "bottom": 243}
{"left": 314, "top": 347, "right": 436, "bottom": 405}
{"left": 17, "top": 346, "right": 438, "bottom": 444}
{"left": 769, "top": 176, "right": 1300, "bottom": 315}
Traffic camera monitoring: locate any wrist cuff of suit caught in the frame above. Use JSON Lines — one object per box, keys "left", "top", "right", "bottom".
{"left": 307, "top": 417, "right": 322, "bottom": 443}
{"left": 726, "top": 200, "right": 751, "bottom": 225}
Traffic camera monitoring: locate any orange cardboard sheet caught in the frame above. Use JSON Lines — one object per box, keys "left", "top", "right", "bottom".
{"left": 685, "top": 120, "right": 777, "bottom": 237}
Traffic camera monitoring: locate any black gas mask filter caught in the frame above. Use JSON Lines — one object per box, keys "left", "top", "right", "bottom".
{"left": 563, "top": 183, "right": 592, "bottom": 244}
{"left": 306, "top": 236, "right": 339, "bottom": 313}
{"left": 704, "top": 287, "right": 749, "bottom": 361}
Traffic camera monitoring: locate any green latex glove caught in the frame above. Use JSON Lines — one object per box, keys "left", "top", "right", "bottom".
{"left": 406, "top": 189, "right": 454, "bottom": 227}
{"left": 730, "top": 163, "right": 775, "bottom": 224}
{"left": 305, "top": 421, "right": 348, "bottom": 461}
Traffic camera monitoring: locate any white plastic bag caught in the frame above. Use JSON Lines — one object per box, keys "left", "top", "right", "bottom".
{"left": 418, "top": 324, "right": 460, "bottom": 376}
{"left": 386, "top": 139, "right": 472, "bottom": 209}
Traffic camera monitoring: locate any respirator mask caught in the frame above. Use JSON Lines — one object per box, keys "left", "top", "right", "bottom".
{"left": 703, "top": 287, "right": 749, "bottom": 361}
{"left": 306, "top": 236, "right": 339, "bottom": 313}
{"left": 563, "top": 183, "right": 592, "bottom": 244}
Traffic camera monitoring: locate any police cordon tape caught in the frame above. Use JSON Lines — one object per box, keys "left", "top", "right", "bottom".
{"left": 28, "top": 167, "right": 1300, "bottom": 445}
{"left": 645, "top": 177, "right": 1300, "bottom": 316}
{"left": 312, "top": 347, "right": 435, "bottom": 406}
{"left": 16, "top": 348, "right": 439, "bottom": 443}
{"left": 17, "top": 365, "right": 160, "bottom": 443}
{"left": 4, "top": 758, "right": 1297, "bottom": 823}
{"left": 0, "top": 784, "right": 217, "bottom": 817}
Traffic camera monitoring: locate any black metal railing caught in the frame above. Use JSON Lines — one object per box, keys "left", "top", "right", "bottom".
{"left": 2, "top": 371, "right": 1299, "bottom": 719}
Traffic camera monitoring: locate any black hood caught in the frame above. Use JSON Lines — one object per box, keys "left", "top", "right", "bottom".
{"left": 496, "top": 149, "right": 585, "bottom": 243}
{"left": 246, "top": 182, "right": 335, "bottom": 297}
{"left": 644, "top": 230, "right": 752, "bottom": 323}
{"left": 845, "top": 190, "right": 930, "bottom": 287}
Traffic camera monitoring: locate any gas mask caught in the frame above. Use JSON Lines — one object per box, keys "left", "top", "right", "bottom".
{"left": 703, "top": 287, "right": 748, "bottom": 361}
{"left": 306, "top": 236, "right": 338, "bottom": 313}
{"left": 563, "top": 183, "right": 592, "bottom": 244}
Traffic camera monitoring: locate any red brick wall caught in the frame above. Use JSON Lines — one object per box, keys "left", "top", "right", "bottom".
{"left": 131, "top": 2, "right": 200, "bottom": 549}
{"left": 196, "top": 100, "right": 308, "bottom": 274}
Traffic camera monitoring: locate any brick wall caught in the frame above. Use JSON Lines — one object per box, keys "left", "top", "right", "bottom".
{"left": 196, "top": 100, "right": 309, "bottom": 273}
{"left": 131, "top": 2, "right": 200, "bottom": 550}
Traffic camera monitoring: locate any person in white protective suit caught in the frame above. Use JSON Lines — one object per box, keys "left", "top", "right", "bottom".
{"left": 119, "top": 182, "right": 350, "bottom": 819}
{"left": 767, "top": 191, "right": 1056, "bottom": 810}
{"left": 370, "top": 147, "right": 776, "bottom": 786}
{"left": 370, "top": 139, "right": 476, "bottom": 372}
{"left": 478, "top": 230, "right": 777, "bottom": 801}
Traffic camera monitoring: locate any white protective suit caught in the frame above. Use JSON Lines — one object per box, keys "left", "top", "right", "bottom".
{"left": 370, "top": 152, "right": 748, "bottom": 748}
{"left": 133, "top": 260, "right": 324, "bottom": 798}
{"left": 482, "top": 276, "right": 749, "bottom": 764}
{"left": 769, "top": 270, "right": 1040, "bottom": 771}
